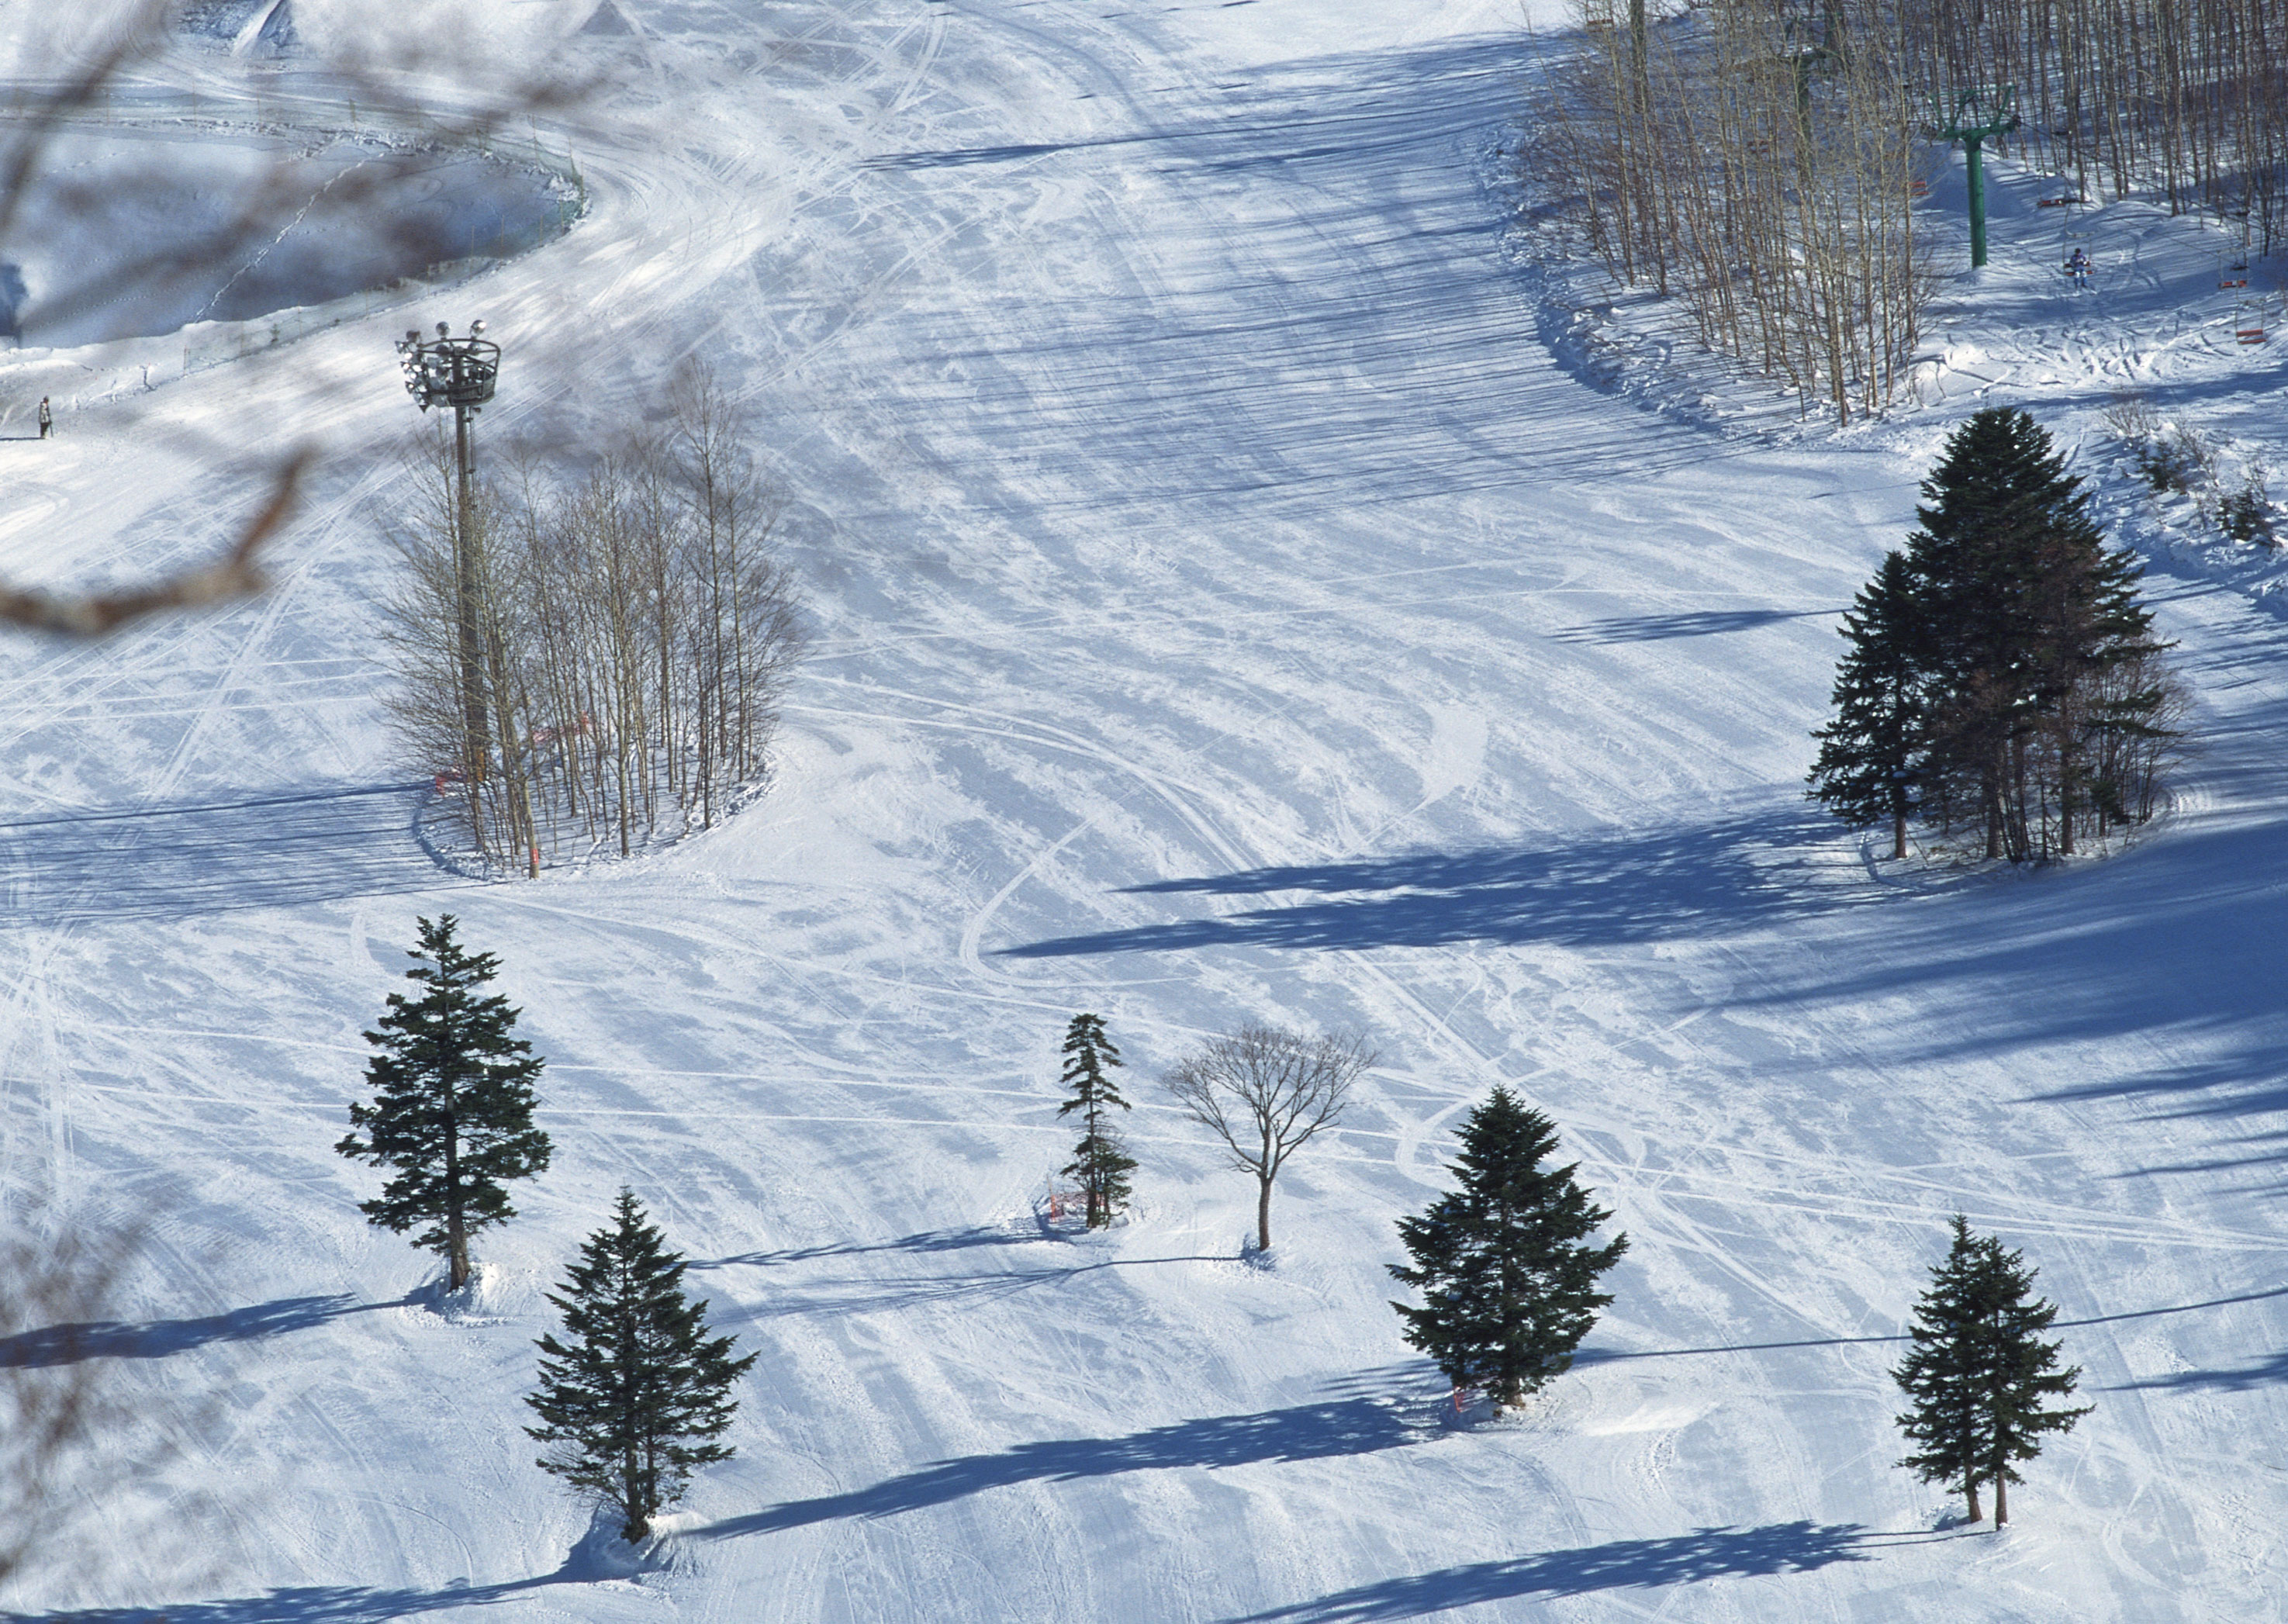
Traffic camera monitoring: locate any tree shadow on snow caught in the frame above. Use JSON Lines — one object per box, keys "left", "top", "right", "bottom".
{"left": 687, "top": 1225, "right": 1024, "bottom": 1269}
{"left": 696, "top": 1394, "right": 1430, "bottom": 1539}
{"left": 1547, "top": 608, "right": 1840, "bottom": 644}
{"left": 0, "top": 783, "right": 464, "bottom": 928}
{"left": 1000, "top": 806, "right": 1868, "bottom": 959}
{"left": 1222, "top": 1522, "right": 1934, "bottom": 1622}
{"left": 698, "top": 1249, "right": 1234, "bottom": 1322}
{"left": 0, "top": 1293, "right": 403, "bottom": 1368}
{"left": 8, "top": 1516, "right": 646, "bottom": 1622}
{"left": 2111, "top": 1349, "right": 2288, "bottom": 1392}
{"left": 5, "top": 1577, "right": 551, "bottom": 1624}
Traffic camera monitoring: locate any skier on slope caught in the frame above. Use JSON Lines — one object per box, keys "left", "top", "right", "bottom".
{"left": 2064, "top": 247, "right": 2091, "bottom": 289}
{"left": 36, "top": 396, "right": 50, "bottom": 437}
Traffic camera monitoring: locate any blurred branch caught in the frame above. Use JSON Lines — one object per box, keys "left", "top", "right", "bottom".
{"left": 0, "top": 3, "right": 596, "bottom": 641}
{"left": 0, "top": 1215, "right": 143, "bottom": 1596}
{"left": 0, "top": 447, "right": 309, "bottom": 636}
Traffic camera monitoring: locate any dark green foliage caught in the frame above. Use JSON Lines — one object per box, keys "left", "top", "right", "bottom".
{"left": 1388, "top": 1087, "right": 1629, "bottom": 1411}
{"left": 335, "top": 915, "right": 552, "bottom": 1290}
{"left": 1892, "top": 1215, "right": 2090, "bottom": 1526}
{"left": 2217, "top": 478, "right": 2276, "bottom": 546}
{"left": 525, "top": 1190, "right": 758, "bottom": 1543}
{"left": 2133, "top": 427, "right": 2209, "bottom": 493}
{"left": 1809, "top": 551, "right": 1927, "bottom": 859}
{"left": 1809, "top": 408, "right": 2177, "bottom": 862}
{"left": 1056, "top": 1014, "right": 1135, "bottom": 1228}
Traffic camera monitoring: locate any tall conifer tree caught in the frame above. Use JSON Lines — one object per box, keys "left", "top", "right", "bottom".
{"left": 1812, "top": 408, "right": 2173, "bottom": 861}
{"left": 1893, "top": 1215, "right": 2090, "bottom": 1525}
{"left": 336, "top": 915, "right": 552, "bottom": 1290}
{"left": 1388, "top": 1087, "right": 1628, "bottom": 1412}
{"left": 525, "top": 1190, "right": 758, "bottom": 1543}
{"left": 1056, "top": 1014, "right": 1135, "bottom": 1228}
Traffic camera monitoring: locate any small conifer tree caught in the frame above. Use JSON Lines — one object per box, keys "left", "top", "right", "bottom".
{"left": 1809, "top": 550, "right": 1928, "bottom": 860}
{"left": 1388, "top": 1087, "right": 1629, "bottom": 1412}
{"left": 525, "top": 1190, "right": 758, "bottom": 1543}
{"left": 1056, "top": 1014, "right": 1135, "bottom": 1228}
{"left": 1893, "top": 1215, "right": 2091, "bottom": 1525}
{"left": 335, "top": 915, "right": 552, "bottom": 1290}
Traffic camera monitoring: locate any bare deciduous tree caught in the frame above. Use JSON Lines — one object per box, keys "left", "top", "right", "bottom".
{"left": 1542, "top": 0, "right": 1929, "bottom": 423}
{"left": 378, "top": 375, "right": 804, "bottom": 872}
{"left": 1164, "top": 1025, "right": 1375, "bottom": 1253}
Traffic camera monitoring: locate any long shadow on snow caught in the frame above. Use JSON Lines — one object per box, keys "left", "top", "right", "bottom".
{"left": 2112, "top": 1349, "right": 2288, "bottom": 1392}
{"left": 1550, "top": 608, "right": 1842, "bottom": 644}
{"left": 1001, "top": 806, "right": 1864, "bottom": 959}
{"left": 0, "top": 783, "right": 462, "bottom": 927}
{"left": 688, "top": 1224, "right": 1025, "bottom": 1269}
{"left": 708, "top": 1253, "right": 1234, "bottom": 1322}
{"left": 1220, "top": 1522, "right": 1969, "bottom": 1622}
{"left": 1729, "top": 811, "right": 2288, "bottom": 1149}
{"left": 0, "top": 1293, "right": 400, "bottom": 1367}
{"left": 6, "top": 1567, "right": 582, "bottom": 1623}
{"left": 9, "top": 1519, "right": 634, "bottom": 1622}
{"left": 696, "top": 1394, "right": 1426, "bottom": 1539}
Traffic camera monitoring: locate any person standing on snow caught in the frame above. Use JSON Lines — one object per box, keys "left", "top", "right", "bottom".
{"left": 2064, "top": 247, "right": 2091, "bottom": 289}
{"left": 36, "top": 396, "right": 50, "bottom": 437}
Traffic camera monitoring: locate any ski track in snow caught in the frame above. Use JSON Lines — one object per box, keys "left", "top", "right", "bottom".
{"left": 2, "top": 0, "right": 2286, "bottom": 1619}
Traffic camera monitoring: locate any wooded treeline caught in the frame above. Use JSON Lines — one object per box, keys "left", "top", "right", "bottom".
{"left": 380, "top": 385, "right": 803, "bottom": 870}
{"left": 1810, "top": 408, "right": 2183, "bottom": 862}
{"left": 1543, "top": 0, "right": 2288, "bottom": 416}
{"left": 1895, "top": 0, "right": 2288, "bottom": 247}
{"left": 1543, "top": 0, "right": 1930, "bottom": 423}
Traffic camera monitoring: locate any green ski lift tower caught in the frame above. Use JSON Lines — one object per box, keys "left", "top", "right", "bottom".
{"left": 1928, "top": 85, "right": 2020, "bottom": 269}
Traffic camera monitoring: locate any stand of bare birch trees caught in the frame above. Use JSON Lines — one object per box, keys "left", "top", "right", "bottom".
{"left": 1895, "top": 0, "right": 2288, "bottom": 248}
{"left": 1541, "top": 0, "right": 2288, "bottom": 416}
{"left": 1543, "top": 0, "right": 1929, "bottom": 423}
{"left": 380, "top": 383, "right": 802, "bottom": 872}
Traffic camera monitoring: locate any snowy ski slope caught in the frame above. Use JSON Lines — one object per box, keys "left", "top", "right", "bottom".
{"left": 3, "top": 0, "right": 2287, "bottom": 1619}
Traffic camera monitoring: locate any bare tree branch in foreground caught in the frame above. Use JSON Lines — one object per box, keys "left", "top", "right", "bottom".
{"left": 0, "top": 1208, "right": 219, "bottom": 1605}
{"left": 0, "top": 0, "right": 594, "bottom": 640}
{"left": 0, "top": 446, "right": 309, "bottom": 636}
{"left": 1165, "top": 1025, "right": 1376, "bottom": 1253}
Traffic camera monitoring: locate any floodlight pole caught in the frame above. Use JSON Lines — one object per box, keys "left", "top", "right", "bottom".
{"left": 1929, "top": 86, "right": 2019, "bottom": 269}
{"left": 396, "top": 321, "right": 502, "bottom": 796}
{"left": 453, "top": 380, "right": 479, "bottom": 772}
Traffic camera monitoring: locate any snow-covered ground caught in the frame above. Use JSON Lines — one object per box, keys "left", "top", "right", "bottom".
{"left": 4, "top": 1, "right": 2287, "bottom": 1620}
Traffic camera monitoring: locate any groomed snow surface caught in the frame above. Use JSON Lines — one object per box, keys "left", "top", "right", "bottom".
{"left": 3, "top": 0, "right": 2286, "bottom": 1619}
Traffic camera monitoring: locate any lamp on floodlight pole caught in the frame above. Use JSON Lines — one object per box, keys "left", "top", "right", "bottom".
{"left": 1928, "top": 85, "right": 2019, "bottom": 271}
{"left": 396, "top": 320, "right": 501, "bottom": 794}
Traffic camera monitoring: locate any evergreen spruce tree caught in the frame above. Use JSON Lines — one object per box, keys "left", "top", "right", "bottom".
{"left": 1388, "top": 1087, "right": 1629, "bottom": 1412}
{"left": 335, "top": 915, "right": 552, "bottom": 1290}
{"left": 1809, "top": 549, "right": 1929, "bottom": 860}
{"left": 1812, "top": 408, "right": 2174, "bottom": 862}
{"left": 525, "top": 1190, "right": 758, "bottom": 1543}
{"left": 1056, "top": 1013, "right": 1135, "bottom": 1228}
{"left": 1893, "top": 1215, "right": 2091, "bottom": 1526}
{"left": 1903, "top": 406, "right": 2166, "bottom": 860}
